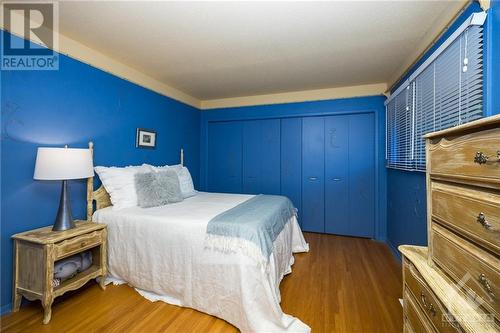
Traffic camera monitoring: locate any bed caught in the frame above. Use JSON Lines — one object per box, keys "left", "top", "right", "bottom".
{"left": 86, "top": 143, "right": 310, "bottom": 332}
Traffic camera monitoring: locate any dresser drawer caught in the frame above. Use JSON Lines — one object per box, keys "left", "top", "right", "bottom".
{"left": 404, "top": 320, "right": 415, "bottom": 333}
{"left": 431, "top": 182, "right": 500, "bottom": 254}
{"left": 432, "top": 224, "right": 499, "bottom": 319}
{"left": 403, "top": 317, "right": 415, "bottom": 333}
{"left": 404, "top": 261, "right": 462, "bottom": 333}
{"left": 404, "top": 289, "right": 437, "bottom": 333}
{"left": 54, "top": 230, "right": 102, "bottom": 260}
{"left": 427, "top": 128, "right": 500, "bottom": 185}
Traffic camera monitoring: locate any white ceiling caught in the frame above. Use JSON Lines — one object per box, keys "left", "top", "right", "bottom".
{"left": 58, "top": 1, "right": 465, "bottom": 101}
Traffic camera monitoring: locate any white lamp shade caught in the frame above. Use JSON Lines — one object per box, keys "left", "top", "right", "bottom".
{"left": 34, "top": 147, "right": 94, "bottom": 180}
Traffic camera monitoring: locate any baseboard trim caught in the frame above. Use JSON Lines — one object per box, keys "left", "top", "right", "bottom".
{"left": 386, "top": 240, "right": 402, "bottom": 262}
{"left": 1, "top": 303, "right": 12, "bottom": 316}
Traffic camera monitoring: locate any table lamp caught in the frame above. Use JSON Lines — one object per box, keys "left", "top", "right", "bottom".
{"left": 34, "top": 145, "right": 94, "bottom": 231}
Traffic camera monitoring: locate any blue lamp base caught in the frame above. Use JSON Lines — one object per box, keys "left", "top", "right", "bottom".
{"left": 53, "top": 180, "right": 75, "bottom": 231}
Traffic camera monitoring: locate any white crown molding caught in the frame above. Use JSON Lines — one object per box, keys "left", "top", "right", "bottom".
{"left": 200, "top": 83, "right": 387, "bottom": 110}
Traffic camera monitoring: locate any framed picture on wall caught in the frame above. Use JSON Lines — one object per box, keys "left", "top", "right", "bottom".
{"left": 136, "top": 128, "right": 157, "bottom": 149}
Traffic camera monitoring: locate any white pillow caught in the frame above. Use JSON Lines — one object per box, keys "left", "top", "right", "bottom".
{"left": 94, "top": 165, "right": 150, "bottom": 210}
{"left": 176, "top": 166, "right": 197, "bottom": 198}
{"left": 149, "top": 164, "right": 196, "bottom": 198}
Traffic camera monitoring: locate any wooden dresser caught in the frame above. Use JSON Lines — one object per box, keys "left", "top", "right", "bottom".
{"left": 399, "top": 114, "right": 500, "bottom": 333}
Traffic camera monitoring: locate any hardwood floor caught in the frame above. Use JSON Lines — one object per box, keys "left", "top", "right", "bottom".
{"left": 1, "top": 233, "right": 403, "bottom": 332}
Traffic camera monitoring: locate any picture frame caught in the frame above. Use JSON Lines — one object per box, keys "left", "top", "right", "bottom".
{"left": 136, "top": 128, "right": 157, "bottom": 149}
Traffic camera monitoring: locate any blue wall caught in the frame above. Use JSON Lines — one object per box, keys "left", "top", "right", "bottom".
{"left": 386, "top": 0, "right": 500, "bottom": 258}
{"left": 0, "top": 32, "right": 201, "bottom": 312}
{"left": 200, "top": 96, "right": 388, "bottom": 241}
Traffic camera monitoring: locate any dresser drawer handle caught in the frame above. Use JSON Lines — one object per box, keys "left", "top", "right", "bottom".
{"left": 474, "top": 151, "right": 500, "bottom": 165}
{"left": 420, "top": 292, "right": 428, "bottom": 307}
{"left": 420, "top": 292, "right": 436, "bottom": 316}
{"left": 474, "top": 152, "right": 489, "bottom": 165}
{"left": 476, "top": 213, "right": 492, "bottom": 229}
{"left": 444, "top": 312, "right": 461, "bottom": 329}
{"left": 478, "top": 274, "right": 495, "bottom": 299}
{"left": 427, "top": 303, "right": 436, "bottom": 317}
{"left": 308, "top": 177, "right": 318, "bottom": 181}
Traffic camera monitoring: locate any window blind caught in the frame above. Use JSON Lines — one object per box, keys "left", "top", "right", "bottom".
{"left": 386, "top": 85, "right": 413, "bottom": 170}
{"left": 386, "top": 13, "right": 485, "bottom": 172}
{"left": 414, "top": 64, "right": 434, "bottom": 170}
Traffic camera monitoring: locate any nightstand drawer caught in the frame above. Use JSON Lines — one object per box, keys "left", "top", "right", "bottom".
{"left": 54, "top": 230, "right": 102, "bottom": 259}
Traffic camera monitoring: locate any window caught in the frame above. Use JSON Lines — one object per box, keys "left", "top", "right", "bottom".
{"left": 386, "top": 12, "right": 486, "bottom": 171}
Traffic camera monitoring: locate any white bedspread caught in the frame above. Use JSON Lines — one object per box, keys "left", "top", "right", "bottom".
{"left": 93, "top": 192, "right": 310, "bottom": 333}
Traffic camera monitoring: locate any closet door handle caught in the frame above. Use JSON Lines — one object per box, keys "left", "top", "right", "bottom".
{"left": 308, "top": 177, "right": 318, "bottom": 181}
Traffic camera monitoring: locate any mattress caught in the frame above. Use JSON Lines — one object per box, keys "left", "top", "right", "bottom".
{"left": 93, "top": 191, "right": 310, "bottom": 333}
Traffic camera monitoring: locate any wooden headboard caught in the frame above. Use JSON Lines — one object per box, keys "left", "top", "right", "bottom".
{"left": 86, "top": 141, "right": 185, "bottom": 221}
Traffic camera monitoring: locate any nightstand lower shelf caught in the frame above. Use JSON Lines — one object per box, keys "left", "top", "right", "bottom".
{"left": 54, "top": 265, "right": 103, "bottom": 297}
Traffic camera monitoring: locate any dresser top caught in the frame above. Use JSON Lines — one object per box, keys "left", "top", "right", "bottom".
{"left": 424, "top": 114, "right": 500, "bottom": 139}
{"left": 12, "top": 221, "right": 105, "bottom": 244}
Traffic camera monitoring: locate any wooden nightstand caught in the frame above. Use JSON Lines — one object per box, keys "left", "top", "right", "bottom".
{"left": 11, "top": 221, "right": 107, "bottom": 324}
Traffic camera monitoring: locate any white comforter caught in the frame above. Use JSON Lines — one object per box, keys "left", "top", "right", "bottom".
{"left": 93, "top": 192, "right": 310, "bottom": 333}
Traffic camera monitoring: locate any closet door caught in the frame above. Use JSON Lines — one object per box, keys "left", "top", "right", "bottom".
{"left": 324, "top": 115, "right": 349, "bottom": 235}
{"left": 348, "top": 113, "right": 375, "bottom": 237}
{"left": 242, "top": 120, "right": 261, "bottom": 194}
{"left": 208, "top": 121, "right": 243, "bottom": 193}
{"left": 260, "top": 119, "right": 281, "bottom": 194}
{"left": 324, "top": 113, "right": 375, "bottom": 237}
{"left": 281, "top": 118, "right": 302, "bottom": 222}
{"left": 302, "top": 117, "right": 325, "bottom": 233}
{"left": 242, "top": 119, "right": 280, "bottom": 194}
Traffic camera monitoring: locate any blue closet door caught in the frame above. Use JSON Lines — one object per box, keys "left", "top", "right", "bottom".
{"left": 347, "top": 113, "right": 375, "bottom": 237}
{"left": 242, "top": 120, "right": 261, "bottom": 194}
{"left": 260, "top": 119, "right": 281, "bottom": 194}
{"left": 302, "top": 117, "right": 325, "bottom": 233}
{"left": 208, "top": 121, "right": 243, "bottom": 193}
{"left": 242, "top": 119, "right": 280, "bottom": 194}
{"left": 281, "top": 118, "right": 302, "bottom": 222}
{"left": 324, "top": 115, "right": 349, "bottom": 235}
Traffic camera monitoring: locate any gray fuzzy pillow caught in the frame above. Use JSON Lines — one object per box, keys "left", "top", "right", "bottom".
{"left": 135, "top": 169, "right": 183, "bottom": 208}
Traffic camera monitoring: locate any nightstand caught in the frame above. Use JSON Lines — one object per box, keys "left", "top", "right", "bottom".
{"left": 11, "top": 221, "right": 107, "bottom": 324}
